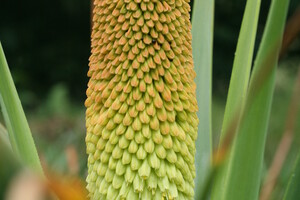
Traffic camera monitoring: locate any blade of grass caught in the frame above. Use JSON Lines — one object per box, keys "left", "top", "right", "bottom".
{"left": 0, "top": 42, "right": 43, "bottom": 175}
{"left": 191, "top": 0, "right": 214, "bottom": 198}
{"left": 211, "top": 0, "right": 261, "bottom": 198}
{"left": 260, "top": 68, "right": 300, "bottom": 200}
{"left": 220, "top": 0, "right": 290, "bottom": 199}
{"left": 283, "top": 149, "right": 300, "bottom": 200}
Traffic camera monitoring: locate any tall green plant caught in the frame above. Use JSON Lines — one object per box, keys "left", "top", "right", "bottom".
{"left": 211, "top": 0, "right": 261, "bottom": 198}
{"left": 0, "top": 43, "right": 43, "bottom": 175}
{"left": 0, "top": 1, "right": 297, "bottom": 199}
{"left": 215, "top": 0, "right": 290, "bottom": 199}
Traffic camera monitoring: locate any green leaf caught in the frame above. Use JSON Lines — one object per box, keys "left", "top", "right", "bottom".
{"left": 191, "top": 0, "right": 214, "bottom": 198}
{"left": 220, "top": 0, "right": 290, "bottom": 199}
{"left": 0, "top": 93, "right": 18, "bottom": 152}
{"left": 0, "top": 42, "right": 43, "bottom": 175}
{"left": 0, "top": 129, "right": 20, "bottom": 198}
{"left": 211, "top": 0, "right": 261, "bottom": 199}
{"left": 282, "top": 69, "right": 300, "bottom": 200}
{"left": 283, "top": 150, "right": 300, "bottom": 200}
{"left": 219, "top": 0, "right": 261, "bottom": 144}
{"left": 0, "top": 122, "right": 11, "bottom": 150}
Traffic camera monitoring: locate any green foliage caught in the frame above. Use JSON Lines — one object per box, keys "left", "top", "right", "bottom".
{"left": 0, "top": 43, "right": 43, "bottom": 175}
{"left": 218, "top": 0, "right": 261, "bottom": 143}
{"left": 284, "top": 150, "right": 300, "bottom": 200}
{"left": 0, "top": 1, "right": 298, "bottom": 199}
{"left": 191, "top": 0, "right": 214, "bottom": 198}
{"left": 0, "top": 135, "right": 20, "bottom": 199}
{"left": 214, "top": 0, "right": 290, "bottom": 199}
{"left": 0, "top": 122, "right": 11, "bottom": 150}
{"left": 211, "top": 0, "right": 261, "bottom": 199}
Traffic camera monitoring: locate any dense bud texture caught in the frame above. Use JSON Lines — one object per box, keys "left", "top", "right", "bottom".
{"left": 85, "top": 0, "right": 198, "bottom": 199}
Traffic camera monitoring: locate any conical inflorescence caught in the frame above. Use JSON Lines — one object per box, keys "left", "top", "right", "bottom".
{"left": 85, "top": 0, "right": 198, "bottom": 199}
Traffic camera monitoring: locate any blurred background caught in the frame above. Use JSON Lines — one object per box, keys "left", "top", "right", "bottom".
{"left": 0, "top": 0, "right": 300, "bottom": 199}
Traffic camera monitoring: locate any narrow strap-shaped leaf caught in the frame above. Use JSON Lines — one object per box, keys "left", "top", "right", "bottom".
{"left": 219, "top": 0, "right": 261, "bottom": 144}
{"left": 0, "top": 122, "right": 11, "bottom": 150}
{"left": 211, "top": 0, "right": 261, "bottom": 199}
{"left": 260, "top": 68, "right": 300, "bottom": 200}
{"left": 0, "top": 42, "right": 43, "bottom": 175}
{"left": 221, "top": 0, "right": 290, "bottom": 199}
{"left": 283, "top": 150, "right": 300, "bottom": 200}
{"left": 191, "top": 0, "right": 214, "bottom": 198}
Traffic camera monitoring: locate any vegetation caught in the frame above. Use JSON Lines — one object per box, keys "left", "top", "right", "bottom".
{"left": 0, "top": 0, "right": 300, "bottom": 200}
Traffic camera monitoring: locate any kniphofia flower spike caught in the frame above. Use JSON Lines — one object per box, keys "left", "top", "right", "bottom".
{"left": 85, "top": 0, "right": 198, "bottom": 199}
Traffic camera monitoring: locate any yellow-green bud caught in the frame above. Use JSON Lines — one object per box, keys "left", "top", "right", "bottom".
{"left": 86, "top": 0, "right": 199, "bottom": 199}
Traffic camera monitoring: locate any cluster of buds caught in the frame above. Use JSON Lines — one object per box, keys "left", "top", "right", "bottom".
{"left": 85, "top": 0, "right": 198, "bottom": 199}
